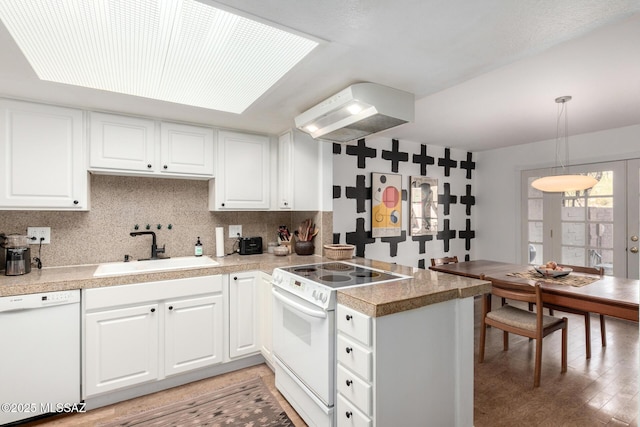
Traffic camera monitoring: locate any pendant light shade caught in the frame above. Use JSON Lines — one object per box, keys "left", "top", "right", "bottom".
{"left": 531, "top": 96, "right": 597, "bottom": 193}
{"left": 531, "top": 174, "right": 598, "bottom": 192}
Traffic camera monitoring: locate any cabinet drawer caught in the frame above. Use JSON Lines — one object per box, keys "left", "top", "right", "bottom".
{"left": 336, "top": 394, "right": 372, "bottom": 427}
{"left": 337, "top": 304, "right": 371, "bottom": 346}
{"left": 337, "top": 334, "right": 372, "bottom": 381}
{"left": 337, "top": 364, "right": 372, "bottom": 416}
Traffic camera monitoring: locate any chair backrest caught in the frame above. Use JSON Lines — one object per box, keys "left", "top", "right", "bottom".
{"left": 430, "top": 256, "right": 459, "bottom": 267}
{"left": 558, "top": 264, "right": 604, "bottom": 275}
{"left": 485, "top": 276, "right": 539, "bottom": 305}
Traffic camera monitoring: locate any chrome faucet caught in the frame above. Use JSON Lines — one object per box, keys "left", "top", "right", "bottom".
{"left": 129, "top": 231, "right": 166, "bottom": 260}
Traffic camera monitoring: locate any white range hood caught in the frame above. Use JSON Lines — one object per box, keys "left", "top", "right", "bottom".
{"left": 294, "top": 82, "right": 414, "bottom": 143}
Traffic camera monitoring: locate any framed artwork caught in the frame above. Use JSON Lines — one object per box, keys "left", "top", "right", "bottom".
{"left": 371, "top": 172, "right": 402, "bottom": 237}
{"left": 409, "top": 176, "right": 437, "bottom": 236}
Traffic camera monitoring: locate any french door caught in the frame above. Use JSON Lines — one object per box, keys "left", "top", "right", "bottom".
{"left": 522, "top": 159, "right": 640, "bottom": 279}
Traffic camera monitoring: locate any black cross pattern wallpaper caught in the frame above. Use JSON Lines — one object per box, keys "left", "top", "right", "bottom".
{"left": 332, "top": 137, "right": 476, "bottom": 269}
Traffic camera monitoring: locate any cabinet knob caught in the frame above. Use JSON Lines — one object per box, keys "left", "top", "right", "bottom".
{"left": 346, "top": 411, "right": 353, "bottom": 419}
{"left": 168, "top": 306, "right": 173, "bottom": 310}
{"left": 346, "top": 379, "right": 352, "bottom": 386}
{"left": 233, "top": 276, "right": 238, "bottom": 281}
{"left": 346, "top": 314, "right": 352, "bottom": 321}
{"left": 221, "top": 203, "right": 225, "bottom": 207}
{"left": 163, "top": 165, "right": 168, "bottom": 169}
{"left": 346, "top": 347, "right": 353, "bottom": 354}
{"left": 73, "top": 200, "right": 79, "bottom": 205}
{"left": 147, "top": 164, "right": 152, "bottom": 169}
{"left": 150, "top": 308, "right": 156, "bottom": 313}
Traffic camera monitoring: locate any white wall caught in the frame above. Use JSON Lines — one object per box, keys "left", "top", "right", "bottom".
{"left": 476, "top": 124, "right": 640, "bottom": 263}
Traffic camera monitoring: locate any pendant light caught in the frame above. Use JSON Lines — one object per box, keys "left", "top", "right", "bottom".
{"left": 531, "top": 96, "right": 598, "bottom": 192}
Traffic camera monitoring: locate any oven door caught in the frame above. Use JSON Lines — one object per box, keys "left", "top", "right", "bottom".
{"left": 272, "top": 286, "right": 335, "bottom": 406}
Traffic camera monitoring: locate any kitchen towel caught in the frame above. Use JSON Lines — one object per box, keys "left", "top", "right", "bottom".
{"left": 215, "top": 227, "right": 224, "bottom": 257}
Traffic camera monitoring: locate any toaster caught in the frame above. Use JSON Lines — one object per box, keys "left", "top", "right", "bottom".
{"left": 239, "top": 237, "right": 262, "bottom": 255}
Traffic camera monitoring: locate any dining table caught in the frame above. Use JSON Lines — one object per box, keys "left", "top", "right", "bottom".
{"left": 430, "top": 260, "right": 639, "bottom": 322}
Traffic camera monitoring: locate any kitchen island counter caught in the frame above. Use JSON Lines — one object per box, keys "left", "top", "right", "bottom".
{"left": 0, "top": 256, "right": 489, "bottom": 318}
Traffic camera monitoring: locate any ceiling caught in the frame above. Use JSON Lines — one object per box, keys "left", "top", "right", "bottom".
{"left": 0, "top": 0, "right": 639, "bottom": 152}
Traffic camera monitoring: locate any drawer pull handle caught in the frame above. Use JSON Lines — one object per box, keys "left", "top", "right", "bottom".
{"left": 346, "top": 411, "right": 353, "bottom": 418}
{"left": 150, "top": 308, "right": 156, "bottom": 313}
{"left": 346, "top": 314, "right": 352, "bottom": 321}
{"left": 346, "top": 379, "right": 352, "bottom": 386}
{"left": 346, "top": 347, "right": 353, "bottom": 354}
{"left": 168, "top": 306, "right": 173, "bottom": 310}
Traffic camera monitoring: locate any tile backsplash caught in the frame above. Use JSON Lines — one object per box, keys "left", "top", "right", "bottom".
{"left": 0, "top": 175, "right": 329, "bottom": 267}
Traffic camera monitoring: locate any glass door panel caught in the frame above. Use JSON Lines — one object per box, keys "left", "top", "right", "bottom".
{"left": 627, "top": 159, "right": 640, "bottom": 279}
{"left": 523, "top": 161, "right": 626, "bottom": 276}
{"left": 526, "top": 176, "right": 544, "bottom": 265}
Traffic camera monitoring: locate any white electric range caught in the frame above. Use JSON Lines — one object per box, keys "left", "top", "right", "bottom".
{"left": 271, "top": 261, "right": 410, "bottom": 427}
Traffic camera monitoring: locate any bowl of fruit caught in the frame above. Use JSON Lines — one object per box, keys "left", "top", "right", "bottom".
{"left": 534, "top": 261, "right": 572, "bottom": 277}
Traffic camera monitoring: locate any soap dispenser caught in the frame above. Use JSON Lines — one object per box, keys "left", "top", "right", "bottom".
{"left": 195, "top": 237, "right": 203, "bottom": 257}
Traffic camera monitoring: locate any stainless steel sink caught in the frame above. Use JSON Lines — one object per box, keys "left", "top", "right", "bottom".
{"left": 93, "top": 256, "right": 219, "bottom": 277}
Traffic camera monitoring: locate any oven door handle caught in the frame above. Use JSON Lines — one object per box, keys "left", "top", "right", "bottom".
{"left": 272, "top": 287, "right": 328, "bottom": 319}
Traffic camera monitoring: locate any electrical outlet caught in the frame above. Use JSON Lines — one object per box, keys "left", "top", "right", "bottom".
{"left": 27, "top": 226, "right": 51, "bottom": 244}
{"left": 229, "top": 225, "right": 242, "bottom": 238}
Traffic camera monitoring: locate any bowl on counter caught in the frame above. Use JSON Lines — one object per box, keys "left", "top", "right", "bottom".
{"left": 534, "top": 265, "right": 572, "bottom": 277}
{"left": 273, "top": 245, "right": 289, "bottom": 256}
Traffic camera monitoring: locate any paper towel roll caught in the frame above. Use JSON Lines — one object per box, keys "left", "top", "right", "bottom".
{"left": 215, "top": 227, "right": 224, "bottom": 257}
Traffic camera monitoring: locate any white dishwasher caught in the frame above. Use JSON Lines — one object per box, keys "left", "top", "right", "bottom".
{"left": 0, "top": 290, "right": 81, "bottom": 425}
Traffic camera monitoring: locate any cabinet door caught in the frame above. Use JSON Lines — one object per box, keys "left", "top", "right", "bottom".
{"left": 277, "top": 129, "right": 321, "bottom": 211}
{"left": 277, "top": 131, "right": 294, "bottom": 209}
{"left": 0, "top": 100, "right": 87, "bottom": 209}
{"left": 160, "top": 122, "right": 214, "bottom": 176}
{"left": 84, "top": 303, "right": 159, "bottom": 397}
{"left": 259, "top": 271, "right": 273, "bottom": 364}
{"left": 215, "top": 131, "right": 270, "bottom": 209}
{"left": 89, "top": 112, "right": 156, "bottom": 173}
{"left": 164, "top": 294, "right": 224, "bottom": 376}
{"left": 229, "top": 272, "right": 260, "bottom": 358}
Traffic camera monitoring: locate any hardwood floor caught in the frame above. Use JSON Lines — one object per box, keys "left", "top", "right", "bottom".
{"left": 24, "top": 295, "right": 638, "bottom": 427}
{"left": 474, "top": 296, "right": 638, "bottom": 427}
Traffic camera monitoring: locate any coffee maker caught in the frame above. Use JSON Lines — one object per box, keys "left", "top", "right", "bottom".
{"left": 0, "top": 234, "right": 32, "bottom": 276}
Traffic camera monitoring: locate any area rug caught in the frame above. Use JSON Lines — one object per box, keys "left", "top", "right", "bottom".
{"left": 100, "top": 377, "right": 295, "bottom": 427}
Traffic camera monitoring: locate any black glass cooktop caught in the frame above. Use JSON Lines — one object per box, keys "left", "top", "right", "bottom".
{"left": 278, "top": 262, "right": 406, "bottom": 289}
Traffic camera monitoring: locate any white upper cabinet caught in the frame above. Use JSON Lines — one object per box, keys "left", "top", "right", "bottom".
{"left": 160, "top": 122, "right": 214, "bottom": 176}
{"left": 0, "top": 99, "right": 88, "bottom": 210}
{"left": 89, "top": 112, "right": 155, "bottom": 173}
{"left": 89, "top": 112, "right": 214, "bottom": 178}
{"left": 277, "top": 129, "right": 321, "bottom": 210}
{"left": 210, "top": 130, "right": 270, "bottom": 210}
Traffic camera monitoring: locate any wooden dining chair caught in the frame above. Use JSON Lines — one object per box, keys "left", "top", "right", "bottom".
{"left": 479, "top": 276, "right": 568, "bottom": 388}
{"left": 430, "top": 256, "right": 458, "bottom": 267}
{"left": 543, "top": 265, "right": 605, "bottom": 359}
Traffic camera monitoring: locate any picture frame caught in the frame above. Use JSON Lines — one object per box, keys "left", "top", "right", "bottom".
{"left": 371, "top": 172, "right": 402, "bottom": 237}
{"left": 409, "top": 176, "right": 437, "bottom": 236}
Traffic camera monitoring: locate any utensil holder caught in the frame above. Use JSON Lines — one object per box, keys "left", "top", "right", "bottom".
{"left": 294, "top": 241, "right": 315, "bottom": 256}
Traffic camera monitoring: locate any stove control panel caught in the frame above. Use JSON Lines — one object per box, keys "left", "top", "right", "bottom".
{"left": 272, "top": 269, "right": 333, "bottom": 309}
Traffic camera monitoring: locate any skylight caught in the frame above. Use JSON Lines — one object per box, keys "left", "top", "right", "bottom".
{"left": 0, "top": 0, "right": 318, "bottom": 114}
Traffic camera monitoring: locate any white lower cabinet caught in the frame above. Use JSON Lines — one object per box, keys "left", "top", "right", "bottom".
{"left": 228, "top": 271, "right": 260, "bottom": 358}
{"left": 258, "top": 271, "right": 273, "bottom": 365}
{"left": 164, "top": 294, "right": 224, "bottom": 376}
{"left": 85, "top": 303, "right": 160, "bottom": 396}
{"left": 336, "top": 299, "right": 474, "bottom": 427}
{"left": 83, "top": 276, "right": 224, "bottom": 398}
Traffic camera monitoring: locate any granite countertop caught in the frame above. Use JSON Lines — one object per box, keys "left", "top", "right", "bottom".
{"left": 0, "top": 255, "right": 491, "bottom": 317}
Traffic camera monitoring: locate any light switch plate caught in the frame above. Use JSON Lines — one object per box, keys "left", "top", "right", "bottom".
{"left": 229, "top": 225, "right": 242, "bottom": 238}
{"left": 27, "top": 226, "right": 51, "bottom": 244}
